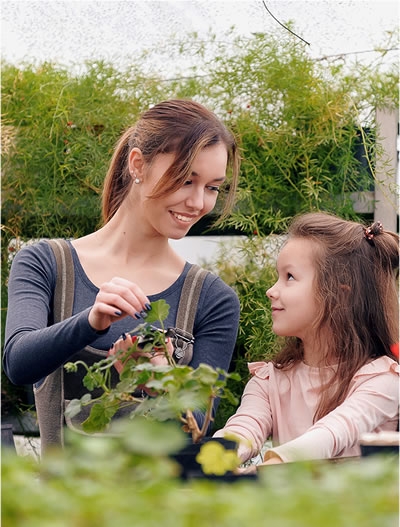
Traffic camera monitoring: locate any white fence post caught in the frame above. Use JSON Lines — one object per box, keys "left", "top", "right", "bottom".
{"left": 374, "top": 107, "right": 399, "bottom": 232}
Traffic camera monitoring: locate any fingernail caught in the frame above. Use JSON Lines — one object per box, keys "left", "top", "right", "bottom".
{"left": 134, "top": 312, "right": 142, "bottom": 319}
{"left": 145, "top": 303, "right": 152, "bottom": 311}
{"left": 110, "top": 343, "right": 114, "bottom": 349}
{"left": 121, "top": 333, "right": 127, "bottom": 341}
{"left": 114, "top": 310, "right": 122, "bottom": 316}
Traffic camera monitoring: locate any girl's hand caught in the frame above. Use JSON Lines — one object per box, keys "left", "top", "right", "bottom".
{"left": 260, "top": 457, "right": 283, "bottom": 466}
{"left": 88, "top": 277, "right": 150, "bottom": 332}
{"left": 261, "top": 451, "right": 284, "bottom": 465}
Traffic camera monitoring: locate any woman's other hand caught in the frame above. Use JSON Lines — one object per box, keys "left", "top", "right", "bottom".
{"left": 108, "top": 335, "right": 174, "bottom": 374}
{"left": 88, "top": 277, "right": 150, "bottom": 331}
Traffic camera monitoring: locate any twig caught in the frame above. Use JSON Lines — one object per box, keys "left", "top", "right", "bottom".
{"left": 262, "top": 1, "right": 310, "bottom": 46}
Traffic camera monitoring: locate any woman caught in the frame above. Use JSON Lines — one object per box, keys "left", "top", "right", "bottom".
{"left": 4, "top": 99, "right": 241, "bottom": 452}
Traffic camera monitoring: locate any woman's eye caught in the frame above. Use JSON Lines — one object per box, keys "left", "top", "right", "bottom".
{"left": 206, "top": 185, "right": 220, "bottom": 192}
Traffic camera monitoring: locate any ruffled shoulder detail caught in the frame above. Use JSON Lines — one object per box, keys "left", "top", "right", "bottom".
{"left": 353, "top": 356, "right": 399, "bottom": 378}
{"left": 248, "top": 361, "right": 272, "bottom": 379}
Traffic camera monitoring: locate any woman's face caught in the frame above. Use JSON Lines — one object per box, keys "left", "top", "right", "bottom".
{"left": 139, "top": 143, "right": 228, "bottom": 239}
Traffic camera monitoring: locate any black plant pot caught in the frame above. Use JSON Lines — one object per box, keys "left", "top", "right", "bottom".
{"left": 1, "top": 424, "right": 16, "bottom": 450}
{"left": 171, "top": 437, "right": 258, "bottom": 482}
{"left": 359, "top": 432, "right": 399, "bottom": 458}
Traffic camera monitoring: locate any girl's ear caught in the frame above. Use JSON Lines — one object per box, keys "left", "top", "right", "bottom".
{"left": 128, "top": 147, "right": 145, "bottom": 178}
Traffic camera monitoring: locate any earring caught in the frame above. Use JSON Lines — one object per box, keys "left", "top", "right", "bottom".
{"left": 134, "top": 177, "right": 141, "bottom": 184}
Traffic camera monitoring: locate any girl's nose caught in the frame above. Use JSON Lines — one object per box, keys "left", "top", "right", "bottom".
{"left": 266, "top": 284, "right": 277, "bottom": 299}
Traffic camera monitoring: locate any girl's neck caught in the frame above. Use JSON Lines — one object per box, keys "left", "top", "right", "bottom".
{"left": 302, "top": 330, "right": 332, "bottom": 368}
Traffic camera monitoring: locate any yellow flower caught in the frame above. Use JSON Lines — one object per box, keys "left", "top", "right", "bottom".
{"left": 196, "top": 441, "right": 240, "bottom": 476}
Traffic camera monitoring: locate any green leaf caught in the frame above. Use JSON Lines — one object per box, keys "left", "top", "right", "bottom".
{"left": 81, "top": 403, "right": 118, "bottom": 433}
{"left": 144, "top": 299, "right": 169, "bottom": 324}
{"left": 113, "top": 418, "right": 187, "bottom": 455}
{"left": 65, "top": 398, "right": 82, "bottom": 418}
{"left": 81, "top": 393, "right": 92, "bottom": 404}
{"left": 83, "top": 371, "right": 104, "bottom": 391}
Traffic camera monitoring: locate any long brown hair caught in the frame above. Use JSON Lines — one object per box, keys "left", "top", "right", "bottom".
{"left": 101, "top": 99, "right": 240, "bottom": 224}
{"left": 272, "top": 212, "right": 399, "bottom": 421}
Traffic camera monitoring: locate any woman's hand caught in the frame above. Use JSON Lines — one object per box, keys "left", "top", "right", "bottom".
{"left": 88, "top": 277, "right": 150, "bottom": 332}
{"left": 108, "top": 335, "right": 174, "bottom": 374}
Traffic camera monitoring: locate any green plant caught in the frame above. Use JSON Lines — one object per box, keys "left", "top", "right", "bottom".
{"left": 2, "top": 432, "right": 398, "bottom": 527}
{"left": 163, "top": 29, "right": 398, "bottom": 235}
{"left": 64, "top": 300, "right": 240, "bottom": 445}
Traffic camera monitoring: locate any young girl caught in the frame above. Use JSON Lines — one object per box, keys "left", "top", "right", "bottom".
{"left": 4, "top": 99, "right": 241, "bottom": 453}
{"left": 214, "top": 212, "right": 399, "bottom": 465}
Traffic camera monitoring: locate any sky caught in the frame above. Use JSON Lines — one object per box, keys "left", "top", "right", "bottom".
{"left": 1, "top": 0, "right": 399, "bottom": 72}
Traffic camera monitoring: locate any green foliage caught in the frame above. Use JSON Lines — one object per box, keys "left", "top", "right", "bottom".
{"left": 189, "top": 30, "right": 398, "bottom": 234}
{"left": 1, "top": 60, "right": 171, "bottom": 240}
{"left": 2, "top": 31, "right": 397, "bottom": 240}
{"left": 2, "top": 432, "right": 399, "bottom": 527}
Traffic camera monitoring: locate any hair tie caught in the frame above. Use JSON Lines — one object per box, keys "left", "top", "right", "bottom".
{"left": 364, "top": 221, "right": 383, "bottom": 241}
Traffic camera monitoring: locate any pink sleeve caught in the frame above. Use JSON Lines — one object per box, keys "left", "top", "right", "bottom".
{"left": 213, "top": 362, "right": 273, "bottom": 462}
{"left": 269, "top": 361, "right": 399, "bottom": 462}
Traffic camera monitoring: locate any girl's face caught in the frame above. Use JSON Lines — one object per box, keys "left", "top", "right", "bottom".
{"left": 138, "top": 143, "right": 227, "bottom": 240}
{"left": 266, "top": 238, "right": 320, "bottom": 342}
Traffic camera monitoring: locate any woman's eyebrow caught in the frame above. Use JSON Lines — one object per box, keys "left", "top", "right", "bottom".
{"left": 191, "top": 171, "right": 226, "bottom": 182}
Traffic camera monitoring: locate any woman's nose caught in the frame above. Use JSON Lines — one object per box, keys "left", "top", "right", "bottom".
{"left": 186, "top": 187, "right": 205, "bottom": 210}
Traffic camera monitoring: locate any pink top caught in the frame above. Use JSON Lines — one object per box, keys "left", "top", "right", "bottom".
{"left": 214, "top": 356, "right": 399, "bottom": 462}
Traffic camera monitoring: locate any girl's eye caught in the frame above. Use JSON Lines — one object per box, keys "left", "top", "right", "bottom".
{"left": 206, "top": 185, "right": 220, "bottom": 193}
{"left": 287, "top": 273, "right": 294, "bottom": 281}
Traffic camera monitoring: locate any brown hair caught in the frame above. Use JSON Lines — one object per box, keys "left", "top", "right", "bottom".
{"left": 273, "top": 211, "right": 399, "bottom": 421}
{"left": 101, "top": 99, "right": 240, "bottom": 223}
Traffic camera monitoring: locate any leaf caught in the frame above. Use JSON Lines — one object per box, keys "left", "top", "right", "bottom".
{"left": 144, "top": 299, "right": 169, "bottom": 324}
{"left": 115, "top": 418, "right": 187, "bottom": 455}
{"left": 81, "top": 403, "right": 117, "bottom": 433}
{"left": 81, "top": 393, "right": 92, "bottom": 404}
{"left": 65, "top": 398, "right": 82, "bottom": 418}
{"left": 83, "top": 371, "right": 104, "bottom": 391}
{"left": 223, "top": 389, "right": 239, "bottom": 406}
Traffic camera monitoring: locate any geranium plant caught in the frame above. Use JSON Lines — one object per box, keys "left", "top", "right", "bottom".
{"left": 64, "top": 300, "right": 240, "bottom": 446}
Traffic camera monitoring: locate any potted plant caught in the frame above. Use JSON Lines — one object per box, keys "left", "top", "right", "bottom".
{"left": 64, "top": 300, "right": 246, "bottom": 479}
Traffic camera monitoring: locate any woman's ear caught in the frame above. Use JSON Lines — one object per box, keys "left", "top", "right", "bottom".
{"left": 128, "top": 147, "right": 145, "bottom": 178}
